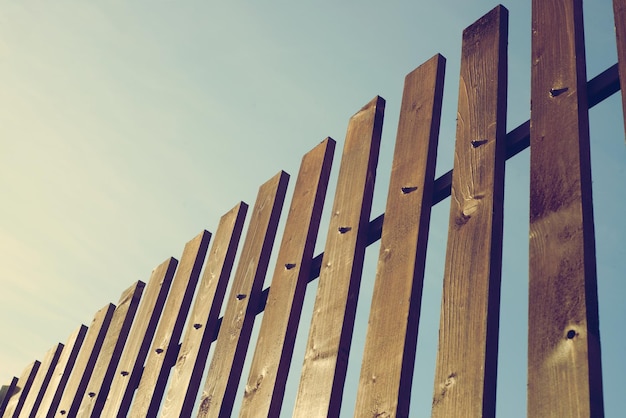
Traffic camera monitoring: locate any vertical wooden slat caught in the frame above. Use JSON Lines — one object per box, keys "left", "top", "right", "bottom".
{"left": 98, "top": 257, "right": 177, "bottom": 417}
{"left": 35, "top": 325, "right": 87, "bottom": 417}
{"left": 614, "top": 0, "right": 626, "bottom": 139}
{"left": 161, "top": 202, "right": 248, "bottom": 417}
{"left": 431, "top": 6, "right": 508, "bottom": 418}
{"left": 197, "top": 171, "right": 289, "bottom": 418}
{"left": 0, "top": 379, "right": 18, "bottom": 416}
{"left": 18, "top": 343, "right": 63, "bottom": 417}
{"left": 529, "top": 0, "right": 604, "bottom": 416}
{"left": 53, "top": 303, "right": 115, "bottom": 417}
{"left": 129, "top": 231, "right": 211, "bottom": 417}
{"left": 293, "top": 96, "right": 385, "bottom": 417}
{"left": 75, "top": 281, "right": 144, "bottom": 416}
{"left": 354, "top": 54, "right": 445, "bottom": 418}
{"left": 1, "top": 361, "right": 40, "bottom": 418}
{"left": 239, "top": 138, "right": 335, "bottom": 418}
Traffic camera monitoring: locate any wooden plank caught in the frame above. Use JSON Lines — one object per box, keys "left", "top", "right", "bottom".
{"left": 18, "top": 343, "right": 63, "bottom": 417}
{"left": 197, "top": 171, "right": 289, "bottom": 418}
{"left": 1, "top": 361, "right": 40, "bottom": 418}
{"left": 614, "top": 0, "right": 626, "bottom": 140}
{"left": 529, "top": 0, "right": 604, "bottom": 416}
{"left": 354, "top": 54, "right": 445, "bottom": 418}
{"left": 75, "top": 281, "right": 144, "bottom": 417}
{"left": 53, "top": 303, "right": 115, "bottom": 417}
{"left": 293, "top": 96, "right": 385, "bottom": 417}
{"left": 161, "top": 202, "right": 248, "bottom": 417}
{"left": 239, "top": 138, "right": 335, "bottom": 417}
{"left": 98, "top": 257, "right": 177, "bottom": 417}
{"left": 129, "top": 231, "right": 212, "bottom": 417}
{"left": 430, "top": 7, "right": 507, "bottom": 418}
{"left": 35, "top": 325, "right": 87, "bottom": 417}
{"left": 0, "top": 378, "right": 18, "bottom": 416}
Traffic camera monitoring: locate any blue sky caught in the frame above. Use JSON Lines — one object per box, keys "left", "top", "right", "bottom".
{"left": 0, "top": 1, "right": 624, "bottom": 417}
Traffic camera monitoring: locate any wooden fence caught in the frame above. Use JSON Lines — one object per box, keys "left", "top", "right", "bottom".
{"left": 1, "top": 1, "right": 624, "bottom": 417}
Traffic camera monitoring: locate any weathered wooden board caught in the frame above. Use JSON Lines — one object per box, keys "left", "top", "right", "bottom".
{"left": 53, "top": 303, "right": 115, "bottom": 417}
{"left": 614, "top": 0, "right": 626, "bottom": 140}
{"left": 197, "top": 171, "right": 289, "bottom": 418}
{"left": 293, "top": 96, "right": 385, "bottom": 417}
{"left": 1, "top": 360, "right": 39, "bottom": 418}
{"left": 354, "top": 54, "right": 445, "bottom": 418}
{"left": 0, "top": 378, "right": 18, "bottom": 416}
{"left": 239, "top": 138, "right": 335, "bottom": 418}
{"left": 75, "top": 281, "right": 144, "bottom": 416}
{"left": 129, "top": 231, "right": 211, "bottom": 417}
{"left": 529, "top": 0, "right": 604, "bottom": 416}
{"left": 161, "top": 202, "right": 248, "bottom": 417}
{"left": 430, "top": 7, "right": 508, "bottom": 418}
{"left": 35, "top": 325, "right": 87, "bottom": 417}
{"left": 98, "top": 257, "right": 177, "bottom": 417}
{"left": 18, "top": 343, "right": 63, "bottom": 417}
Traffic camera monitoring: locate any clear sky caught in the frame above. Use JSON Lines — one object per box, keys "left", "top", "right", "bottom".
{"left": 0, "top": 1, "right": 624, "bottom": 417}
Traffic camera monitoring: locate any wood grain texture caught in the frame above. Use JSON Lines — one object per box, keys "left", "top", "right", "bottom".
{"left": 53, "top": 303, "right": 115, "bottom": 417}
{"left": 529, "top": 0, "right": 604, "bottom": 416}
{"left": 161, "top": 202, "right": 248, "bottom": 418}
{"left": 614, "top": 0, "right": 626, "bottom": 140}
{"left": 431, "top": 6, "right": 508, "bottom": 418}
{"left": 18, "top": 343, "right": 63, "bottom": 417}
{"left": 75, "top": 281, "right": 144, "bottom": 417}
{"left": 197, "top": 171, "right": 289, "bottom": 418}
{"left": 129, "top": 231, "right": 211, "bottom": 417}
{"left": 1, "top": 361, "right": 40, "bottom": 418}
{"left": 36, "top": 325, "right": 86, "bottom": 418}
{"left": 98, "top": 257, "right": 177, "bottom": 417}
{"left": 239, "top": 138, "right": 335, "bottom": 418}
{"left": 293, "top": 96, "right": 385, "bottom": 418}
{"left": 354, "top": 55, "right": 445, "bottom": 418}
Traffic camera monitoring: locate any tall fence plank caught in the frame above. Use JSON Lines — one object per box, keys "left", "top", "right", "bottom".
{"left": 293, "top": 96, "right": 385, "bottom": 418}
{"left": 99, "top": 257, "right": 177, "bottom": 417}
{"left": 129, "top": 231, "right": 211, "bottom": 417}
{"left": 18, "top": 343, "right": 63, "bottom": 417}
{"left": 35, "top": 325, "right": 87, "bottom": 417}
{"left": 1, "top": 361, "right": 39, "bottom": 418}
{"left": 197, "top": 171, "right": 289, "bottom": 418}
{"left": 528, "top": 0, "right": 604, "bottom": 416}
{"left": 431, "top": 6, "right": 508, "bottom": 418}
{"left": 354, "top": 54, "right": 445, "bottom": 418}
{"left": 76, "top": 281, "right": 144, "bottom": 416}
{"left": 161, "top": 202, "right": 248, "bottom": 417}
{"left": 239, "top": 138, "right": 335, "bottom": 418}
{"left": 53, "top": 303, "right": 115, "bottom": 417}
{"left": 614, "top": 0, "right": 626, "bottom": 139}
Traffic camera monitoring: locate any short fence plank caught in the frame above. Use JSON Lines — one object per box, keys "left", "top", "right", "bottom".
{"left": 98, "top": 257, "right": 177, "bottom": 417}
{"left": 18, "top": 343, "right": 63, "bottom": 417}
{"left": 431, "top": 6, "right": 508, "bottom": 418}
{"left": 129, "top": 231, "right": 212, "bottom": 417}
{"left": 53, "top": 303, "right": 115, "bottom": 417}
{"left": 35, "top": 325, "right": 87, "bottom": 417}
{"left": 239, "top": 138, "right": 335, "bottom": 418}
{"left": 197, "top": 171, "right": 289, "bottom": 418}
{"left": 293, "top": 96, "right": 385, "bottom": 418}
{"left": 614, "top": 0, "right": 626, "bottom": 139}
{"left": 1, "top": 361, "right": 40, "bottom": 418}
{"left": 0, "top": 378, "right": 18, "bottom": 416}
{"left": 354, "top": 54, "right": 445, "bottom": 418}
{"left": 161, "top": 202, "right": 248, "bottom": 417}
{"left": 76, "top": 281, "right": 145, "bottom": 416}
{"left": 528, "top": 0, "right": 604, "bottom": 416}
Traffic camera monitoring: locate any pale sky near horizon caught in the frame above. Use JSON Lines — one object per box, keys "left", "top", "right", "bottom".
{"left": 1, "top": 1, "right": 624, "bottom": 417}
